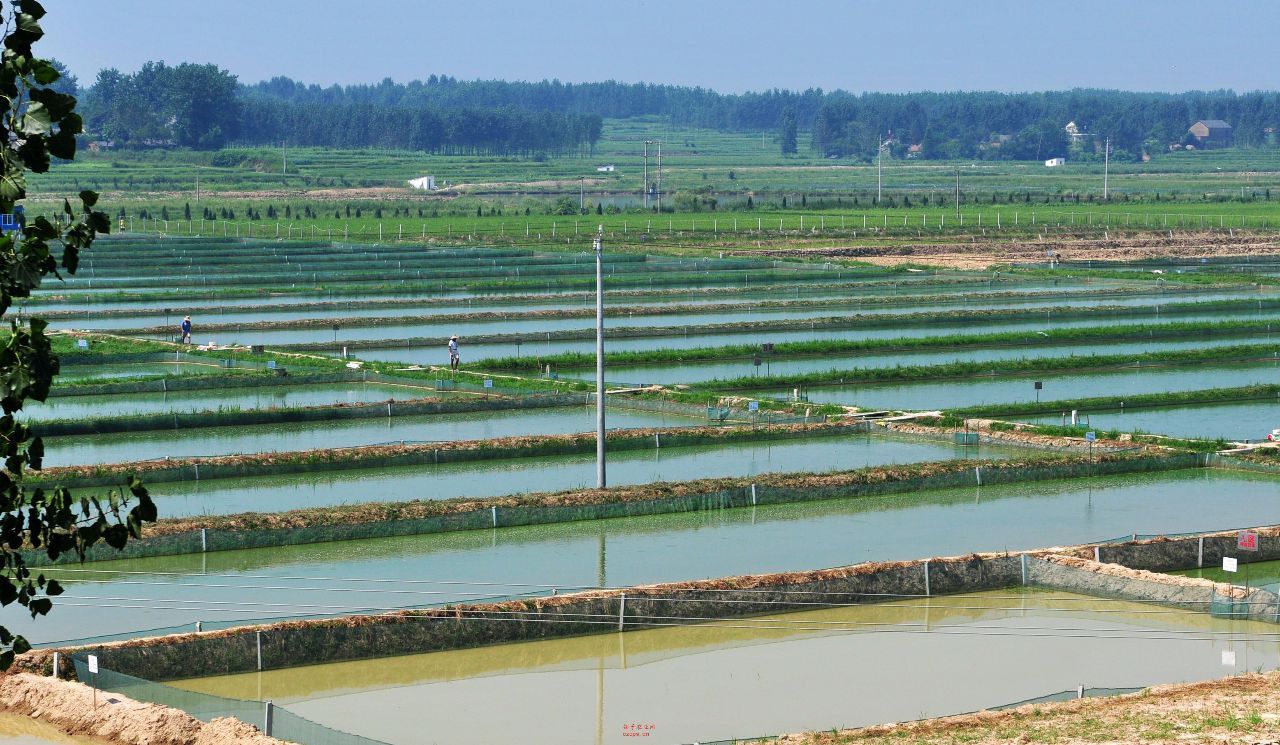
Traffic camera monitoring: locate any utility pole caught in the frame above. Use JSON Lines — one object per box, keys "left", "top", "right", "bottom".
{"left": 877, "top": 133, "right": 883, "bottom": 204}
{"left": 643, "top": 141, "right": 651, "bottom": 209}
{"left": 579, "top": 176, "right": 585, "bottom": 212}
{"left": 195, "top": 166, "right": 201, "bottom": 205}
{"left": 954, "top": 166, "right": 960, "bottom": 217}
{"left": 656, "top": 140, "right": 663, "bottom": 212}
{"left": 1103, "top": 136, "right": 1110, "bottom": 200}
{"left": 594, "top": 225, "right": 606, "bottom": 489}
{"left": 282, "top": 140, "right": 287, "bottom": 175}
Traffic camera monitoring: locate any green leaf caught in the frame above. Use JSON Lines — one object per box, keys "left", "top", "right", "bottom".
{"left": 19, "top": 100, "right": 50, "bottom": 134}
{"left": 30, "top": 59, "right": 57, "bottom": 85}
{"left": 78, "top": 189, "right": 97, "bottom": 207}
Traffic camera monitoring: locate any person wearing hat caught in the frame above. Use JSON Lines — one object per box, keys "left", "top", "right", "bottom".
{"left": 180, "top": 315, "right": 192, "bottom": 344}
{"left": 447, "top": 335, "right": 460, "bottom": 371}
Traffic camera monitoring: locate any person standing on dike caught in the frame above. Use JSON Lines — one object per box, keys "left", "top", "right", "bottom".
{"left": 448, "top": 335, "right": 460, "bottom": 372}
{"left": 180, "top": 315, "right": 192, "bottom": 344}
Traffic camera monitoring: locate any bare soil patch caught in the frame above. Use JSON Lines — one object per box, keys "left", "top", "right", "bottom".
{"left": 739, "top": 231, "right": 1280, "bottom": 270}
{"left": 0, "top": 674, "right": 285, "bottom": 745}
{"left": 770, "top": 670, "right": 1280, "bottom": 744}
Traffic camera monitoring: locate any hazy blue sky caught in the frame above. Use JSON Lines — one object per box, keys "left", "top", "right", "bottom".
{"left": 41, "top": 0, "right": 1280, "bottom": 94}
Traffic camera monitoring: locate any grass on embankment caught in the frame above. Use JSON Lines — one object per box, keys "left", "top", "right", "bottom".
{"left": 691, "top": 342, "right": 1280, "bottom": 390}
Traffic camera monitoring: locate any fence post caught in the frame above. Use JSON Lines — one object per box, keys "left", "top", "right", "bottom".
{"left": 1198, "top": 536, "right": 1204, "bottom": 567}
{"left": 51, "top": 651, "right": 59, "bottom": 678}
{"left": 256, "top": 631, "right": 263, "bottom": 671}
{"left": 1093, "top": 545, "right": 1101, "bottom": 562}
{"left": 923, "top": 560, "right": 931, "bottom": 596}
{"left": 618, "top": 594, "right": 626, "bottom": 631}
{"left": 200, "top": 528, "right": 207, "bottom": 552}
{"left": 750, "top": 483, "right": 757, "bottom": 505}
{"left": 1020, "top": 553, "right": 1029, "bottom": 585}
{"left": 264, "top": 701, "right": 274, "bottom": 736}
{"left": 491, "top": 506, "right": 498, "bottom": 528}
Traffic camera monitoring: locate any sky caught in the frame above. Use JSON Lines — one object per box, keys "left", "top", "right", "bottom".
{"left": 39, "top": 0, "right": 1280, "bottom": 94}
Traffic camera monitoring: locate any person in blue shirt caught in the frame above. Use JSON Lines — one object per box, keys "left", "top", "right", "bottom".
{"left": 180, "top": 316, "right": 192, "bottom": 344}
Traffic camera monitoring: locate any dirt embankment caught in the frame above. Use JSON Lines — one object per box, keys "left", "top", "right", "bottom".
{"left": 740, "top": 231, "right": 1280, "bottom": 270}
{"left": 771, "top": 670, "right": 1280, "bottom": 744}
{"left": 0, "top": 673, "right": 286, "bottom": 745}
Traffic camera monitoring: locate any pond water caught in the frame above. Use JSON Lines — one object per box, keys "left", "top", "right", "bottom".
{"left": 108, "top": 431, "right": 1021, "bottom": 518}
{"left": 1016, "top": 400, "right": 1280, "bottom": 441}
{"left": 164, "top": 588, "right": 1279, "bottom": 745}
{"left": 41, "top": 406, "right": 706, "bottom": 467}
{"left": 23, "top": 468, "right": 1280, "bottom": 646}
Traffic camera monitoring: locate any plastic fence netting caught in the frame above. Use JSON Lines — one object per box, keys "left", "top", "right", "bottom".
{"left": 71, "top": 654, "right": 392, "bottom": 745}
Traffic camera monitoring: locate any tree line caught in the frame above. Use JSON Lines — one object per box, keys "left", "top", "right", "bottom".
{"left": 811, "top": 90, "right": 1280, "bottom": 162}
{"left": 76, "top": 62, "right": 1280, "bottom": 160}
{"left": 82, "top": 63, "right": 602, "bottom": 154}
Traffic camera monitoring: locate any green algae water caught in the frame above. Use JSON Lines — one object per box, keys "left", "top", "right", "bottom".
{"left": 165, "top": 589, "right": 1280, "bottom": 745}
{"left": 23, "top": 469, "right": 1280, "bottom": 646}
{"left": 123, "top": 431, "right": 1023, "bottom": 517}
{"left": 41, "top": 406, "right": 705, "bottom": 467}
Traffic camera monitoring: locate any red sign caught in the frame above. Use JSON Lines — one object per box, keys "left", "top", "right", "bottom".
{"left": 1238, "top": 530, "right": 1259, "bottom": 551}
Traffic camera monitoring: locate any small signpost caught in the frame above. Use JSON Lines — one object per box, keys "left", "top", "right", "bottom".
{"left": 483, "top": 378, "right": 494, "bottom": 389}
{"left": 1085, "top": 430, "right": 1096, "bottom": 457}
{"left": 1034, "top": 380, "right": 1042, "bottom": 403}
{"left": 1238, "top": 530, "right": 1259, "bottom": 551}
{"left": 87, "top": 654, "right": 99, "bottom": 708}
{"left": 76, "top": 339, "right": 89, "bottom": 349}
{"left": 748, "top": 400, "right": 759, "bottom": 427}
{"left": 1223, "top": 556, "right": 1238, "bottom": 572}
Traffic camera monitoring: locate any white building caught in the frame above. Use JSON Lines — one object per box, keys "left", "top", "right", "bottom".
{"left": 596, "top": 165, "right": 616, "bottom": 173}
{"left": 1044, "top": 157, "right": 1065, "bottom": 167}
{"left": 408, "top": 175, "right": 436, "bottom": 190}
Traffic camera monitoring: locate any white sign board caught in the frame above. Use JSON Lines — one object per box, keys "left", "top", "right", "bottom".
{"left": 1222, "top": 649, "right": 1236, "bottom": 666}
{"left": 748, "top": 401, "right": 759, "bottom": 412}
{"left": 483, "top": 379, "right": 494, "bottom": 388}
{"left": 76, "top": 339, "right": 89, "bottom": 349}
{"left": 1084, "top": 431, "right": 1096, "bottom": 442}
{"left": 1222, "top": 556, "right": 1238, "bottom": 573}
{"left": 87, "top": 655, "right": 98, "bottom": 674}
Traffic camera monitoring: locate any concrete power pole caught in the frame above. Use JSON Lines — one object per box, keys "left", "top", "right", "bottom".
{"left": 656, "top": 141, "right": 662, "bottom": 212}
{"left": 643, "top": 141, "right": 651, "bottom": 209}
{"left": 594, "top": 225, "right": 606, "bottom": 488}
{"left": 1103, "top": 136, "right": 1111, "bottom": 200}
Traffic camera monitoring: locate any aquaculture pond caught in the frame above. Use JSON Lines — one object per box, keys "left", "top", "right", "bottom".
{"left": 1015, "top": 400, "right": 1280, "bottom": 441}
{"left": 591, "top": 336, "right": 1275, "bottom": 387}
{"left": 165, "top": 589, "right": 1280, "bottom": 745}
{"left": 24, "top": 468, "right": 1280, "bottom": 645}
{"left": 364, "top": 310, "right": 1276, "bottom": 363}
{"left": 1174, "top": 557, "right": 1280, "bottom": 594}
{"left": 104, "top": 431, "right": 1023, "bottom": 518}
{"left": 56, "top": 361, "right": 230, "bottom": 382}
{"left": 22, "top": 382, "right": 432, "bottom": 421}
{"left": 41, "top": 405, "right": 707, "bottom": 467}
{"left": 59, "top": 290, "right": 1255, "bottom": 335}
{"left": 785, "top": 360, "right": 1280, "bottom": 411}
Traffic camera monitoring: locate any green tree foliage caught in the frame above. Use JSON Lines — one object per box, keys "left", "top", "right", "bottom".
{"left": 778, "top": 107, "right": 798, "bottom": 155}
{"left": 82, "top": 61, "right": 239, "bottom": 148}
{"left": 0, "top": 0, "right": 156, "bottom": 668}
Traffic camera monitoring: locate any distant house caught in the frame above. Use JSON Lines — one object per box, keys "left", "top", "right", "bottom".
{"left": 1188, "top": 120, "right": 1233, "bottom": 149}
{"left": 408, "top": 175, "right": 436, "bottom": 190}
{"left": 1044, "top": 157, "right": 1065, "bottom": 167}
{"left": 1064, "top": 121, "right": 1090, "bottom": 142}
{"left": 596, "top": 164, "right": 616, "bottom": 173}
